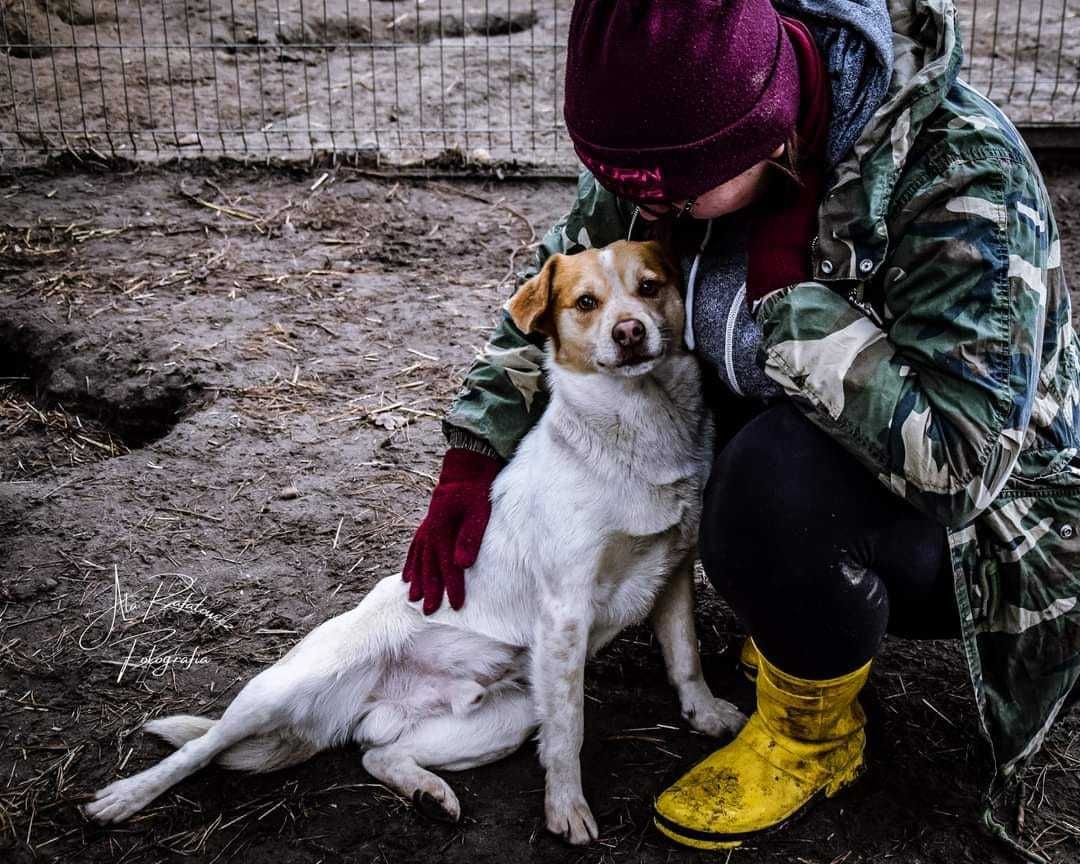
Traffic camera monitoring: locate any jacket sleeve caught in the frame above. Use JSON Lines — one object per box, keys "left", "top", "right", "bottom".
{"left": 443, "top": 171, "right": 635, "bottom": 460}
{"left": 755, "top": 154, "right": 1049, "bottom": 528}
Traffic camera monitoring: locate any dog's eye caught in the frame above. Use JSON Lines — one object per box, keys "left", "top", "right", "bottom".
{"left": 576, "top": 294, "right": 598, "bottom": 312}
{"left": 639, "top": 279, "right": 660, "bottom": 298}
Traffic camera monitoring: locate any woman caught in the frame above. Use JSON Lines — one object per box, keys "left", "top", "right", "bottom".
{"left": 403, "top": 0, "right": 1080, "bottom": 852}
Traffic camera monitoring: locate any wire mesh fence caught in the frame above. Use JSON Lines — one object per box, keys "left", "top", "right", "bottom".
{"left": 1, "top": 1, "right": 1079, "bottom": 169}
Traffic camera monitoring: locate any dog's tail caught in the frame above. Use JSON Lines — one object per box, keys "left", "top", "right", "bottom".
{"left": 143, "top": 714, "right": 215, "bottom": 746}
{"left": 143, "top": 715, "right": 319, "bottom": 773}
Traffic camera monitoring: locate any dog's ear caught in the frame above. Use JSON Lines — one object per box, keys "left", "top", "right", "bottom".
{"left": 643, "top": 239, "right": 680, "bottom": 283}
{"left": 507, "top": 254, "right": 559, "bottom": 336}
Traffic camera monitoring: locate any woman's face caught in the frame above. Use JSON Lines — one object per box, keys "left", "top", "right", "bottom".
{"left": 637, "top": 144, "right": 785, "bottom": 222}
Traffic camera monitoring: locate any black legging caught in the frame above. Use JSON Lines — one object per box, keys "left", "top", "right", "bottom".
{"left": 700, "top": 401, "right": 960, "bottom": 680}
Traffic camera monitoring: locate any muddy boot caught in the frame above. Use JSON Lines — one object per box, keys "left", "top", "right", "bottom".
{"left": 653, "top": 651, "right": 870, "bottom": 849}
{"left": 738, "top": 636, "right": 759, "bottom": 682}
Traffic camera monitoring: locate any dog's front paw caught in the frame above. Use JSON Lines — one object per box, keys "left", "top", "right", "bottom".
{"left": 683, "top": 695, "right": 747, "bottom": 738}
{"left": 545, "top": 786, "right": 598, "bottom": 845}
{"left": 83, "top": 776, "right": 156, "bottom": 824}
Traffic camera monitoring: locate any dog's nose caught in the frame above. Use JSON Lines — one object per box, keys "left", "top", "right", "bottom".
{"left": 612, "top": 319, "right": 646, "bottom": 347}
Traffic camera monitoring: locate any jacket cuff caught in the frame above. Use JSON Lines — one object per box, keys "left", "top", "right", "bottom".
{"left": 751, "top": 283, "right": 801, "bottom": 324}
{"left": 442, "top": 422, "right": 505, "bottom": 462}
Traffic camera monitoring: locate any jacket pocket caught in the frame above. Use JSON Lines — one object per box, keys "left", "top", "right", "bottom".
{"left": 973, "top": 490, "right": 1080, "bottom": 633}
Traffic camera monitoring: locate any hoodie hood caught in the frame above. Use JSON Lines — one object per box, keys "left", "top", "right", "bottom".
{"left": 775, "top": 0, "right": 896, "bottom": 169}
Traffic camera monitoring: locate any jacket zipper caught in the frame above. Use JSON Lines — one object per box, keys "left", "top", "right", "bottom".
{"left": 847, "top": 283, "right": 884, "bottom": 326}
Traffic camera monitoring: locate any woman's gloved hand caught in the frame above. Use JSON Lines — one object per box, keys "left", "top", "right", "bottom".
{"left": 402, "top": 448, "right": 503, "bottom": 614}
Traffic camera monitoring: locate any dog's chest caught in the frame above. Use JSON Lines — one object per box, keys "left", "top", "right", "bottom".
{"left": 593, "top": 536, "right": 674, "bottom": 629}
{"left": 600, "top": 470, "right": 699, "bottom": 537}
{"left": 587, "top": 481, "right": 699, "bottom": 640}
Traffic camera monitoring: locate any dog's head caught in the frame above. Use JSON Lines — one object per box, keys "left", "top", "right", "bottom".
{"left": 506, "top": 240, "right": 684, "bottom": 377}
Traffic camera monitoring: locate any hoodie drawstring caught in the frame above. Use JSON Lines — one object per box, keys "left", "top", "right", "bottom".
{"left": 683, "top": 218, "right": 713, "bottom": 351}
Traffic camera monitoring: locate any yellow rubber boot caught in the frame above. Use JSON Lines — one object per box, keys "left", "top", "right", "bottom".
{"left": 739, "top": 637, "right": 760, "bottom": 682}
{"left": 654, "top": 652, "right": 871, "bottom": 849}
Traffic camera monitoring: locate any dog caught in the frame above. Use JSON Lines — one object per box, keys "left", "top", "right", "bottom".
{"left": 84, "top": 240, "right": 745, "bottom": 844}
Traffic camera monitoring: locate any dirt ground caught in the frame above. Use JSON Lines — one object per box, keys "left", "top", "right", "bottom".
{"left": 0, "top": 155, "right": 1078, "bottom": 864}
{"left": 2, "top": 0, "right": 1080, "bottom": 167}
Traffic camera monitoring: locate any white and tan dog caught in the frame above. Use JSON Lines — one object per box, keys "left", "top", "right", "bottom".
{"left": 85, "top": 240, "right": 744, "bottom": 844}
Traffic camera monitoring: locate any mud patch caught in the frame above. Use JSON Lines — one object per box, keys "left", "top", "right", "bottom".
{"left": 270, "top": 9, "right": 537, "bottom": 49}
{"left": 0, "top": 0, "right": 54, "bottom": 60}
{"left": 392, "top": 10, "right": 540, "bottom": 45}
{"left": 0, "top": 318, "right": 202, "bottom": 478}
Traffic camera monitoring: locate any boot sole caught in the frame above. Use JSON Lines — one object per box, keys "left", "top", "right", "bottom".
{"left": 653, "top": 754, "right": 865, "bottom": 850}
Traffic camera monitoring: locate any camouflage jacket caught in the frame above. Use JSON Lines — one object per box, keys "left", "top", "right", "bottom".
{"left": 444, "top": 0, "right": 1080, "bottom": 813}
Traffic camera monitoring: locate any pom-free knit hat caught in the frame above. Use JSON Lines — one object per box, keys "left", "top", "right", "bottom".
{"left": 564, "top": 0, "right": 802, "bottom": 203}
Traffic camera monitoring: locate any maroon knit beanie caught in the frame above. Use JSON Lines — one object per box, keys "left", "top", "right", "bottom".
{"left": 565, "top": 0, "right": 802, "bottom": 203}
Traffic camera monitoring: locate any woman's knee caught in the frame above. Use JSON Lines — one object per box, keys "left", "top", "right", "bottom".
{"left": 698, "top": 400, "right": 890, "bottom": 607}
{"left": 698, "top": 401, "right": 956, "bottom": 671}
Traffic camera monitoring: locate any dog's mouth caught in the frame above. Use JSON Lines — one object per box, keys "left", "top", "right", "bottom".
{"left": 595, "top": 328, "right": 676, "bottom": 375}
{"left": 597, "top": 351, "right": 661, "bottom": 368}
{"left": 596, "top": 351, "right": 664, "bottom": 376}
{"left": 614, "top": 331, "right": 673, "bottom": 370}
{"left": 615, "top": 353, "right": 661, "bottom": 368}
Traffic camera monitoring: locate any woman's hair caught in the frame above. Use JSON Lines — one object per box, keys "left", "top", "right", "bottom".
{"left": 767, "top": 133, "right": 802, "bottom": 186}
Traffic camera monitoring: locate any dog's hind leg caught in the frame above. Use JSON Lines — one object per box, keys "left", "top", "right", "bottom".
{"left": 361, "top": 687, "right": 535, "bottom": 823}
{"left": 84, "top": 711, "right": 267, "bottom": 823}
{"left": 84, "top": 675, "right": 292, "bottom": 824}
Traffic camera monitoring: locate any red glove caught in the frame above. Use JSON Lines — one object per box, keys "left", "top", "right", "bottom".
{"left": 745, "top": 17, "right": 830, "bottom": 310}
{"left": 403, "top": 448, "right": 502, "bottom": 614}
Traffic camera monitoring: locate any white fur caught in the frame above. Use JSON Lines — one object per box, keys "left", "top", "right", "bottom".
{"left": 85, "top": 290, "right": 744, "bottom": 843}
